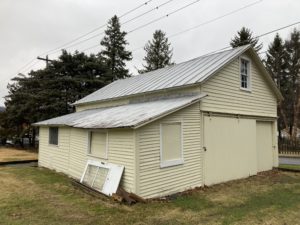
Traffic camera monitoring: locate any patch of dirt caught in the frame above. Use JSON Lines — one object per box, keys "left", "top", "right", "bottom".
{"left": 0, "top": 147, "right": 38, "bottom": 162}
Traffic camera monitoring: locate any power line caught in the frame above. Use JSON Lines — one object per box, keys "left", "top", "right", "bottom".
{"left": 168, "top": 0, "right": 263, "bottom": 39}
{"left": 119, "top": 0, "right": 154, "bottom": 18}
{"left": 82, "top": 44, "right": 101, "bottom": 52}
{"left": 47, "top": 0, "right": 180, "bottom": 55}
{"left": 122, "top": 0, "right": 177, "bottom": 26}
{"left": 15, "top": 58, "right": 36, "bottom": 74}
{"left": 257, "top": 21, "right": 300, "bottom": 38}
{"left": 79, "top": 0, "right": 203, "bottom": 54}
{"left": 131, "top": 0, "right": 263, "bottom": 52}
{"left": 22, "top": 61, "right": 41, "bottom": 74}
{"left": 20, "top": 20, "right": 300, "bottom": 75}
{"left": 39, "top": 0, "right": 155, "bottom": 56}
{"left": 12, "top": 60, "right": 41, "bottom": 78}
{"left": 15, "top": 0, "right": 157, "bottom": 75}
{"left": 18, "top": 4, "right": 300, "bottom": 76}
{"left": 19, "top": 0, "right": 203, "bottom": 73}
{"left": 127, "top": 0, "right": 202, "bottom": 34}
{"left": 130, "top": 21, "right": 300, "bottom": 70}
{"left": 206, "top": 21, "right": 300, "bottom": 55}
{"left": 21, "top": 0, "right": 201, "bottom": 74}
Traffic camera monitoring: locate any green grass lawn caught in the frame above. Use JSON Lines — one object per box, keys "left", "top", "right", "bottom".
{"left": 0, "top": 167, "right": 300, "bottom": 225}
{"left": 279, "top": 164, "right": 300, "bottom": 171}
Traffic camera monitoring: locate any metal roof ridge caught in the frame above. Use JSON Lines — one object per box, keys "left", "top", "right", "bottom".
{"left": 74, "top": 45, "right": 250, "bottom": 105}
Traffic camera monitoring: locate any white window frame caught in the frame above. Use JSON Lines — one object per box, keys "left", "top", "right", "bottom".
{"left": 87, "top": 130, "right": 108, "bottom": 159}
{"left": 48, "top": 127, "right": 59, "bottom": 146}
{"left": 239, "top": 56, "right": 252, "bottom": 92}
{"left": 160, "top": 121, "right": 184, "bottom": 168}
{"left": 80, "top": 159, "right": 124, "bottom": 196}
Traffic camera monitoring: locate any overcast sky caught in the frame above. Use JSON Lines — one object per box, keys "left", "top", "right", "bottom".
{"left": 0, "top": 0, "right": 299, "bottom": 106}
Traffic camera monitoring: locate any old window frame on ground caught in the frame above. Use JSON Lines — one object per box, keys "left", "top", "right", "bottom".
{"left": 240, "top": 57, "right": 251, "bottom": 91}
{"left": 48, "top": 127, "right": 59, "bottom": 146}
{"left": 87, "top": 131, "right": 108, "bottom": 159}
{"left": 160, "top": 121, "right": 184, "bottom": 168}
{"left": 80, "top": 159, "right": 124, "bottom": 196}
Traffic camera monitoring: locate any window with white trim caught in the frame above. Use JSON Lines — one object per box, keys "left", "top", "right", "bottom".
{"left": 240, "top": 58, "right": 250, "bottom": 89}
{"left": 88, "top": 131, "right": 108, "bottom": 158}
{"left": 160, "top": 122, "right": 183, "bottom": 168}
{"left": 49, "top": 127, "right": 58, "bottom": 145}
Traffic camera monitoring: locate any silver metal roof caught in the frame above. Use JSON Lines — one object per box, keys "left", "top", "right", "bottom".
{"left": 34, "top": 94, "right": 206, "bottom": 129}
{"left": 74, "top": 45, "right": 251, "bottom": 105}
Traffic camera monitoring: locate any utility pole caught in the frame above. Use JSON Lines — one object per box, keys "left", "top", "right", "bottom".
{"left": 37, "top": 55, "right": 53, "bottom": 68}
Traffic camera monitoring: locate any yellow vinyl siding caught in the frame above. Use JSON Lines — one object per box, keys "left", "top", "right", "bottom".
{"left": 38, "top": 127, "right": 135, "bottom": 193}
{"left": 76, "top": 86, "right": 201, "bottom": 111}
{"left": 38, "top": 127, "right": 70, "bottom": 174}
{"left": 201, "top": 54, "right": 277, "bottom": 117}
{"left": 103, "top": 129, "right": 135, "bottom": 192}
{"left": 89, "top": 132, "right": 107, "bottom": 158}
{"left": 137, "top": 103, "right": 202, "bottom": 198}
{"left": 76, "top": 98, "right": 129, "bottom": 112}
{"left": 68, "top": 128, "right": 87, "bottom": 179}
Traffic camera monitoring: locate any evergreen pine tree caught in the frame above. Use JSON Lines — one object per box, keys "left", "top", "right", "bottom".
{"left": 0, "top": 110, "right": 11, "bottom": 145}
{"left": 265, "top": 29, "right": 300, "bottom": 139}
{"left": 230, "top": 27, "right": 262, "bottom": 51}
{"left": 265, "top": 33, "right": 287, "bottom": 87}
{"left": 140, "top": 30, "right": 173, "bottom": 73}
{"left": 100, "top": 15, "right": 132, "bottom": 80}
{"left": 285, "top": 29, "right": 300, "bottom": 139}
{"left": 4, "top": 50, "right": 108, "bottom": 146}
{"left": 265, "top": 33, "right": 289, "bottom": 137}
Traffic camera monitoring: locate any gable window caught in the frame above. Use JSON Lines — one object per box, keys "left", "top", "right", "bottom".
{"left": 88, "top": 131, "right": 108, "bottom": 159}
{"left": 240, "top": 58, "right": 250, "bottom": 90}
{"left": 49, "top": 127, "right": 58, "bottom": 145}
{"left": 160, "top": 122, "right": 184, "bottom": 168}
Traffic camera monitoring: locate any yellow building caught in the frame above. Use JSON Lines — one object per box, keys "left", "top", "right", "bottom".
{"left": 35, "top": 45, "right": 283, "bottom": 198}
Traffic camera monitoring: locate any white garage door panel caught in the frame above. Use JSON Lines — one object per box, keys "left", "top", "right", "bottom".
{"left": 256, "top": 121, "right": 273, "bottom": 172}
{"left": 204, "top": 116, "right": 257, "bottom": 186}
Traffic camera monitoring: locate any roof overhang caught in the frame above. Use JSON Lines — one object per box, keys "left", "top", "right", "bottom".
{"left": 34, "top": 94, "right": 207, "bottom": 129}
{"left": 247, "top": 47, "right": 284, "bottom": 101}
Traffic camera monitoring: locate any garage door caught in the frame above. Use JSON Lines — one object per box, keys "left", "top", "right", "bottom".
{"left": 204, "top": 116, "right": 257, "bottom": 185}
{"left": 256, "top": 121, "right": 274, "bottom": 172}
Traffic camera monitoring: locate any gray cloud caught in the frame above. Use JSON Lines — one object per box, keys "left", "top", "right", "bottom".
{"left": 0, "top": 0, "right": 299, "bottom": 106}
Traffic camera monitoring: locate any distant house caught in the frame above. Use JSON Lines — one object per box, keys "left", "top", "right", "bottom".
{"left": 35, "top": 45, "right": 283, "bottom": 198}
